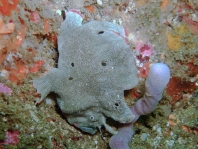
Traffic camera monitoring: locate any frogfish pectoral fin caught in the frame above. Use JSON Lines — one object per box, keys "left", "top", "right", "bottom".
{"left": 33, "top": 68, "right": 60, "bottom": 104}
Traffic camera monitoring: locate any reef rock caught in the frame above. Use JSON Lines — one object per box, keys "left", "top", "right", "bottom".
{"left": 33, "top": 10, "right": 138, "bottom": 134}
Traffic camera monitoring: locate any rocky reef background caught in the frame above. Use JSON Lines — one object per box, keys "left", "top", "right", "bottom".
{"left": 0, "top": 0, "right": 197, "bottom": 148}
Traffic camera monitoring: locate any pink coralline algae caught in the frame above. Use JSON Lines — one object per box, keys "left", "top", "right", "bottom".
{"left": 0, "top": 83, "right": 12, "bottom": 95}
{"left": 30, "top": 11, "right": 40, "bottom": 23}
{"left": 109, "top": 63, "right": 170, "bottom": 149}
{"left": 134, "top": 41, "right": 154, "bottom": 78}
{"left": 0, "top": 130, "right": 19, "bottom": 145}
{"left": 135, "top": 41, "right": 154, "bottom": 57}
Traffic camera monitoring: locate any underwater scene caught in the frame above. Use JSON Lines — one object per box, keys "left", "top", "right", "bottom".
{"left": 0, "top": 0, "right": 198, "bottom": 149}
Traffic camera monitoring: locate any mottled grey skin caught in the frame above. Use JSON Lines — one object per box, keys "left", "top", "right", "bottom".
{"left": 33, "top": 10, "right": 138, "bottom": 134}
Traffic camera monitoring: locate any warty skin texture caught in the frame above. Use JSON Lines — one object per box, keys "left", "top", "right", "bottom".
{"left": 33, "top": 10, "right": 138, "bottom": 135}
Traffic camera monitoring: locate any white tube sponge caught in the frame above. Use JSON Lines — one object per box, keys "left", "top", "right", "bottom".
{"left": 145, "top": 63, "right": 171, "bottom": 101}
{"left": 109, "top": 63, "right": 170, "bottom": 149}
{"left": 109, "top": 124, "right": 134, "bottom": 149}
{"left": 131, "top": 63, "right": 170, "bottom": 122}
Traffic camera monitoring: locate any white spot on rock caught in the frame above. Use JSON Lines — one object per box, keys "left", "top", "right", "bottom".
{"left": 97, "top": 0, "right": 102, "bottom": 5}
